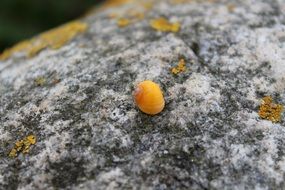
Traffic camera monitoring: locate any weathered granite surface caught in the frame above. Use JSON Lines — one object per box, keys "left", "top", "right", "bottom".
{"left": 1, "top": 0, "right": 285, "bottom": 189}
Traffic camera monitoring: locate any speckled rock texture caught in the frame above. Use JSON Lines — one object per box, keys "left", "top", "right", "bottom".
{"left": 1, "top": 0, "right": 285, "bottom": 189}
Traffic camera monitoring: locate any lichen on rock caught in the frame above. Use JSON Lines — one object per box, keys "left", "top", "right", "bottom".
{"left": 171, "top": 58, "right": 186, "bottom": 74}
{"left": 0, "top": 21, "right": 87, "bottom": 60}
{"left": 259, "top": 96, "right": 283, "bottom": 123}
{"left": 117, "top": 18, "right": 131, "bottom": 27}
{"left": 0, "top": 0, "right": 285, "bottom": 189}
{"left": 150, "top": 17, "right": 181, "bottom": 33}
{"left": 9, "top": 135, "right": 36, "bottom": 158}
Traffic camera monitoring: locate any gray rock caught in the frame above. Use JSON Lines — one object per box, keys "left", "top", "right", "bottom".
{"left": 0, "top": 0, "right": 285, "bottom": 189}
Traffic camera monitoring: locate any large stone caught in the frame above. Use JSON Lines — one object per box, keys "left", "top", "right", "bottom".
{"left": 0, "top": 0, "right": 285, "bottom": 189}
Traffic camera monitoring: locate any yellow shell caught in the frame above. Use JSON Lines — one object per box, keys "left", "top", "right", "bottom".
{"left": 133, "top": 80, "right": 165, "bottom": 115}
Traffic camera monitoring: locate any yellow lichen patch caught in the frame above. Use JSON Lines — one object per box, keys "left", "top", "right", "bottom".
{"left": 171, "top": 59, "right": 187, "bottom": 74}
{"left": 258, "top": 96, "right": 283, "bottom": 123}
{"left": 0, "top": 40, "right": 32, "bottom": 61}
{"left": 34, "top": 76, "right": 46, "bottom": 86}
{"left": 150, "top": 17, "right": 181, "bottom": 33}
{"left": 39, "top": 21, "right": 88, "bottom": 50}
{"left": 117, "top": 18, "right": 132, "bottom": 27}
{"left": 116, "top": 10, "right": 145, "bottom": 27}
{"left": 0, "top": 21, "right": 88, "bottom": 61}
{"left": 9, "top": 135, "right": 37, "bottom": 158}
{"left": 106, "top": 0, "right": 152, "bottom": 27}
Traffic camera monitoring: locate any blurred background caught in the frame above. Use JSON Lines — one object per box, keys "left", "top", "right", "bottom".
{"left": 0, "top": 0, "right": 104, "bottom": 52}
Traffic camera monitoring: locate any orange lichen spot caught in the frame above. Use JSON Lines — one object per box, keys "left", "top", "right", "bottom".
{"left": 171, "top": 59, "right": 187, "bottom": 74}
{"left": 150, "top": 17, "right": 181, "bottom": 33}
{"left": 0, "top": 21, "right": 87, "bottom": 61}
{"left": 117, "top": 18, "right": 131, "bottom": 27}
{"left": 258, "top": 96, "right": 283, "bottom": 123}
{"left": 133, "top": 80, "right": 165, "bottom": 115}
{"left": 9, "top": 135, "right": 37, "bottom": 158}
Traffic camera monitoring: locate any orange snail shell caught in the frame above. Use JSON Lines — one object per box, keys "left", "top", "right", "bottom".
{"left": 133, "top": 80, "right": 165, "bottom": 115}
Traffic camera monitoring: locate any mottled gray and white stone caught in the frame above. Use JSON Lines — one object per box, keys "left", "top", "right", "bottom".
{"left": 1, "top": 0, "right": 285, "bottom": 189}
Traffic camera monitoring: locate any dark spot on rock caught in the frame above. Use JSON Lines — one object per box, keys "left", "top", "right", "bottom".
{"left": 50, "top": 157, "right": 86, "bottom": 188}
{"left": 191, "top": 41, "right": 200, "bottom": 56}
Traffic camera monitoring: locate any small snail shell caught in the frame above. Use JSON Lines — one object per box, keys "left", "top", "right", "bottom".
{"left": 133, "top": 80, "right": 165, "bottom": 115}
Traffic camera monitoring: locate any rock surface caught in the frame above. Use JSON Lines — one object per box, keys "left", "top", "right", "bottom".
{"left": 1, "top": 0, "right": 285, "bottom": 189}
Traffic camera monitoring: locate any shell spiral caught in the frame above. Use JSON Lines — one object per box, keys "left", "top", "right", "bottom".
{"left": 133, "top": 80, "right": 165, "bottom": 115}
